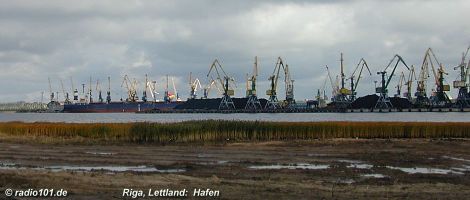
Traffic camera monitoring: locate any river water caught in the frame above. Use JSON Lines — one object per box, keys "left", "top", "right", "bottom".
{"left": 0, "top": 112, "right": 469, "bottom": 123}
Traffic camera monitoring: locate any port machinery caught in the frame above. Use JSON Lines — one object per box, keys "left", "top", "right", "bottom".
{"left": 265, "top": 57, "right": 295, "bottom": 110}
{"left": 207, "top": 59, "right": 237, "bottom": 110}
{"left": 40, "top": 44, "right": 470, "bottom": 113}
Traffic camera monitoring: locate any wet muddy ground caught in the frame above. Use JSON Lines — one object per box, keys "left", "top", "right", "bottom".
{"left": 0, "top": 139, "right": 469, "bottom": 199}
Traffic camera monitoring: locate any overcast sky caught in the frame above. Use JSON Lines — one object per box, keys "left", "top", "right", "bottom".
{"left": 0, "top": 0, "right": 469, "bottom": 103}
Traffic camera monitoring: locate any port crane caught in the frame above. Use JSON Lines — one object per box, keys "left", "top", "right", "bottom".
{"left": 453, "top": 45, "right": 470, "bottom": 107}
{"left": 48, "top": 77, "right": 55, "bottom": 102}
{"left": 207, "top": 59, "right": 236, "bottom": 110}
{"left": 106, "top": 76, "right": 111, "bottom": 103}
{"left": 404, "top": 65, "right": 416, "bottom": 101}
{"left": 431, "top": 64, "right": 452, "bottom": 107}
{"left": 394, "top": 72, "right": 405, "bottom": 97}
{"left": 315, "top": 75, "right": 329, "bottom": 108}
{"left": 420, "top": 48, "right": 451, "bottom": 107}
{"left": 265, "top": 57, "right": 295, "bottom": 109}
{"left": 334, "top": 53, "right": 352, "bottom": 108}
{"left": 142, "top": 74, "right": 148, "bottom": 102}
{"left": 284, "top": 64, "right": 295, "bottom": 108}
{"left": 146, "top": 79, "right": 158, "bottom": 102}
{"left": 88, "top": 76, "right": 93, "bottom": 103}
{"left": 171, "top": 77, "right": 181, "bottom": 102}
{"left": 96, "top": 79, "right": 103, "bottom": 103}
{"left": 121, "top": 75, "right": 138, "bottom": 102}
{"left": 203, "top": 77, "right": 217, "bottom": 99}
{"left": 375, "top": 54, "right": 410, "bottom": 109}
{"left": 348, "top": 58, "right": 372, "bottom": 101}
{"left": 326, "top": 65, "right": 339, "bottom": 100}
{"left": 60, "top": 79, "right": 71, "bottom": 104}
{"left": 189, "top": 72, "right": 203, "bottom": 99}
{"left": 265, "top": 57, "right": 285, "bottom": 109}
{"left": 415, "top": 48, "right": 437, "bottom": 107}
{"left": 245, "top": 56, "right": 262, "bottom": 110}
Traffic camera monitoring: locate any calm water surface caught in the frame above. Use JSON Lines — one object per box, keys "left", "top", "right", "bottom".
{"left": 0, "top": 112, "right": 469, "bottom": 123}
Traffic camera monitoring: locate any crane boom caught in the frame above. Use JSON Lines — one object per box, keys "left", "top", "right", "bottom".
{"left": 375, "top": 54, "right": 409, "bottom": 109}
{"left": 265, "top": 57, "right": 287, "bottom": 109}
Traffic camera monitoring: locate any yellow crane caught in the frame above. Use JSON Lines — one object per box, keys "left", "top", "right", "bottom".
{"left": 348, "top": 58, "right": 372, "bottom": 101}
{"left": 265, "top": 57, "right": 285, "bottom": 109}
{"left": 207, "top": 59, "right": 236, "bottom": 110}
{"left": 245, "top": 56, "right": 262, "bottom": 110}
{"left": 394, "top": 72, "right": 405, "bottom": 97}
{"left": 404, "top": 65, "right": 416, "bottom": 101}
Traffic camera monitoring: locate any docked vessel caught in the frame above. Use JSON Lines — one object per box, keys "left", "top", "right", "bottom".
{"left": 62, "top": 101, "right": 183, "bottom": 113}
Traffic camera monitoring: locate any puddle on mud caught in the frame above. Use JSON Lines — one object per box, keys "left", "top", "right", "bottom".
{"left": 198, "top": 160, "right": 229, "bottom": 165}
{"left": 451, "top": 165, "right": 470, "bottom": 172}
{"left": 338, "top": 159, "right": 374, "bottom": 169}
{"left": 197, "top": 154, "right": 214, "bottom": 158}
{"left": 347, "top": 163, "right": 373, "bottom": 169}
{"left": 337, "top": 179, "right": 355, "bottom": 184}
{"left": 362, "top": 174, "right": 387, "bottom": 178}
{"left": 0, "top": 162, "right": 184, "bottom": 173}
{"left": 248, "top": 163, "right": 330, "bottom": 170}
{"left": 442, "top": 156, "right": 470, "bottom": 163}
{"left": 386, "top": 166, "right": 464, "bottom": 175}
{"left": 85, "top": 152, "right": 115, "bottom": 156}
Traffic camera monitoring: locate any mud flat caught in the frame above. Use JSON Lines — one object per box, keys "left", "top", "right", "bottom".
{"left": 0, "top": 139, "right": 469, "bottom": 199}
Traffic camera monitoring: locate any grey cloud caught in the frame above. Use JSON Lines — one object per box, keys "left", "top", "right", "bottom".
{"left": 0, "top": 0, "right": 469, "bottom": 102}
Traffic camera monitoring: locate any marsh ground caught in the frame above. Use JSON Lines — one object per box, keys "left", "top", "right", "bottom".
{"left": 0, "top": 139, "right": 469, "bottom": 199}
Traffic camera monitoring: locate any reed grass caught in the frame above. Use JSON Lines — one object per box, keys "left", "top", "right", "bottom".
{"left": 0, "top": 121, "right": 469, "bottom": 144}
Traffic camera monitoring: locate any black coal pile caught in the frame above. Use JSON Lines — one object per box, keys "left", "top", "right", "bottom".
{"left": 349, "top": 94, "right": 413, "bottom": 109}
{"left": 175, "top": 98, "right": 268, "bottom": 110}
{"left": 389, "top": 97, "right": 413, "bottom": 108}
{"left": 349, "top": 94, "right": 379, "bottom": 109}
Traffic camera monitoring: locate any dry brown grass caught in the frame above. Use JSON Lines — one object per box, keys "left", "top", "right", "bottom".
{"left": 0, "top": 121, "right": 468, "bottom": 144}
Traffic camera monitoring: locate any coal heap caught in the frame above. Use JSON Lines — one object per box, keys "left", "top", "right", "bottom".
{"left": 175, "top": 98, "right": 268, "bottom": 110}
{"left": 349, "top": 94, "right": 412, "bottom": 109}
{"left": 389, "top": 97, "right": 413, "bottom": 108}
{"left": 349, "top": 95, "right": 379, "bottom": 109}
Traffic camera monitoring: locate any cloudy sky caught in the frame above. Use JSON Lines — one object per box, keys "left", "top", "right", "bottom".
{"left": 0, "top": 0, "right": 469, "bottom": 103}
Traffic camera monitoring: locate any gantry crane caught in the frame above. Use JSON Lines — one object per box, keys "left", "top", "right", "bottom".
{"left": 453, "top": 45, "right": 470, "bottom": 107}
{"left": 375, "top": 54, "right": 410, "bottom": 109}
{"left": 207, "top": 59, "right": 236, "bottom": 110}
{"left": 335, "top": 53, "right": 351, "bottom": 107}
{"left": 245, "top": 56, "right": 262, "bottom": 110}
{"left": 419, "top": 48, "right": 451, "bottom": 107}
{"left": 146, "top": 79, "right": 158, "bottom": 102}
{"left": 432, "top": 64, "right": 452, "bottom": 107}
{"left": 348, "top": 58, "right": 372, "bottom": 101}
{"left": 284, "top": 64, "right": 295, "bottom": 108}
{"left": 189, "top": 72, "right": 203, "bottom": 99}
{"left": 60, "top": 79, "right": 71, "bottom": 104}
{"left": 171, "top": 77, "right": 181, "bottom": 102}
{"left": 142, "top": 74, "right": 148, "bottom": 102}
{"left": 88, "top": 76, "right": 93, "bottom": 103}
{"left": 121, "top": 75, "right": 138, "bottom": 102}
{"left": 265, "top": 57, "right": 285, "bottom": 109}
{"left": 106, "top": 76, "right": 111, "bottom": 103}
{"left": 326, "top": 65, "right": 339, "bottom": 100}
{"left": 394, "top": 72, "right": 405, "bottom": 97}
{"left": 164, "top": 75, "right": 170, "bottom": 103}
{"left": 404, "top": 65, "right": 416, "bottom": 101}
{"left": 415, "top": 48, "right": 439, "bottom": 107}
{"left": 203, "top": 77, "right": 217, "bottom": 99}
{"left": 316, "top": 75, "right": 329, "bottom": 108}
{"left": 96, "top": 79, "right": 103, "bottom": 103}
{"left": 48, "top": 77, "right": 55, "bottom": 102}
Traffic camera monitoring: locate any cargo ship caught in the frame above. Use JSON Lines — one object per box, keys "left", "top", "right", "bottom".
{"left": 62, "top": 101, "right": 183, "bottom": 113}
